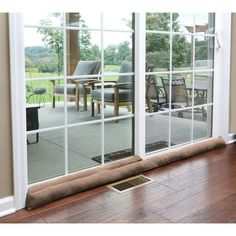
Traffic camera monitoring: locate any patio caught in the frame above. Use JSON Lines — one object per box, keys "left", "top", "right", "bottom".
{"left": 27, "top": 101, "right": 211, "bottom": 184}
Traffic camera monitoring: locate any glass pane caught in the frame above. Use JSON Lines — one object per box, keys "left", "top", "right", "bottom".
{"left": 27, "top": 129, "right": 65, "bottom": 184}
{"left": 104, "top": 118, "right": 133, "bottom": 163}
{"left": 146, "top": 74, "right": 168, "bottom": 113}
{"left": 66, "top": 30, "right": 101, "bottom": 76}
{"left": 146, "top": 33, "right": 170, "bottom": 72}
{"left": 65, "top": 77, "right": 102, "bottom": 124}
{"left": 26, "top": 79, "right": 65, "bottom": 129}
{"left": 173, "top": 13, "right": 194, "bottom": 33}
{"left": 102, "top": 75, "right": 134, "bottom": 119}
{"left": 65, "top": 29, "right": 101, "bottom": 124}
{"left": 195, "top": 13, "right": 215, "bottom": 34}
{"left": 193, "top": 105, "right": 212, "bottom": 140}
{"left": 104, "top": 32, "right": 133, "bottom": 73}
{"left": 68, "top": 124, "right": 101, "bottom": 173}
{"left": 146, "top": 113, "right": 169, "bottom": 153}
{"left": 24, "top": 13, "right": 63, "bottom": 27}
{"left": 195, "top": 35, "right": 214, "bottom": 70}
{"left": 24, "top": 27, "right": 64, "bottom": 79}
{"left": 66, "top": 12, "right": 101, "bottom": 29}
{"left": 171, "top": 109, "right": 192, "bottom": 146}
{"left": 160, "top": 73, "right": 193, "bottom": 110}
{"left": 194, "top": 72, "right": 213, "bottom": 105}
{"left": 172, "top": 34, "right": 192, "bottom": 71}
{"left": 146, "top": 13, "right": 170, "bottom": 31}
{"left": 103, "top": 13, "right": 132, "bottom": 31}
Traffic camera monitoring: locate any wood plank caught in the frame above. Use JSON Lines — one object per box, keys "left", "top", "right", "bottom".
{"left": 159, "top": 154, "right": 236, "bottom": 191}
{"left": 144, "top": 146, "right": 227, "bottom": 183}
{"left": 41, "top": 181, "right": 175, "bottom": 223}
{"left": 180, "top": 192, "right": 236, "bottom": 223}
{"left": 0, "top": 186, "right": 108, "bottom": 223}
{"left": 156, "top": 175, "right": 236, "bottom": 222}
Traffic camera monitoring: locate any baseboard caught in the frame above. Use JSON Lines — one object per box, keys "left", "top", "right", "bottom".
{"left": 228, "top": 133, "right": 236, "bottom": 144}
{"left": 0, "top": 196, "right": 16, "bottom": 218}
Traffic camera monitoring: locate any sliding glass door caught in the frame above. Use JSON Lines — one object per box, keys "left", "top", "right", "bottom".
{"left": 24, "top": 13, "right": 134, "bottom": 184}
{"left": 23, "top": 12, "right": 215, "bottom": 185}
{"left": 145, "top": 13, "right": 215, "bottom": 154}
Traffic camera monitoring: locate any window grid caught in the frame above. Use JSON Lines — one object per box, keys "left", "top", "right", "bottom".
{"left": 24, "top": 13, "right": 215, "bottom": 176}
{"left": 24, "top": 13, "right": 134, "bottom": 132}
{"left": 145, "top": 13, "right": 215, "bottom": 154}
{"left": 24, "top": 13, "right": 135, "bottom": 176}
{"left": 24, "top": 24, "right": 134, "bottom": 33}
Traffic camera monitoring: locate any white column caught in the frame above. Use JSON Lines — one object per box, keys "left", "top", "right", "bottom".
{"left": 213, "top": 13, "right": 231, "bottom": 142}
{"left": 134, "top": 13, "right": 146, "bottom": 158}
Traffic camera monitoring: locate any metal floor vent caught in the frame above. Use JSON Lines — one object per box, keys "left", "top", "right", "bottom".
{"left": 107, "top": 175, "right": 153, "bottom": 193}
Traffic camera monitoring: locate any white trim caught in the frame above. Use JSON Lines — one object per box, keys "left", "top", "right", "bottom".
{"left": 9, "top": 13, "right": 28, "bottom": 210}
{"left": 212, "top": 13, "right": 231, "bottom": 143}
{"left": 0, "top": 196, "right": 16, "bottom": 218}
{"left": 25, "top": 72, "right": 134, "bottom": 81}
{"left": 168, "top": 13, "right": 173, "bottom": 148}
{"left": 145, "top": 69, "right": 214, "bottom": 76}
{"left": 26, "top": 76, "right": 64, "bottom": 81}
{"left": 101, "top": 13, "right": 105, "bottom": 165}
{"left": 26, "top": 114, "right": 135, "bottom": 135}
{"left": 63, "top": 13, "right": 68, "bottom": 175}
{"left": 191, "top": 13, "right": 196, "bottom": 143}
{"left": 24, "top": 24, "right": 134, "bottom": 33}
{"left": 145, "top": 103, "right": 214, "bottom": 118}
{"left": 25, "top": 24, "right": 63, "bottom": 30}
{"left": 134, "top": 13, "right": 146, "bottom": 158}
{"left": 228, "top": 133, "right": 236, "bottom": 144}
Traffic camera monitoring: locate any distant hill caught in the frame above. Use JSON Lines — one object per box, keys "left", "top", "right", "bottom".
{"left": 25, "top": 46, "right": 57, "bottom": 65}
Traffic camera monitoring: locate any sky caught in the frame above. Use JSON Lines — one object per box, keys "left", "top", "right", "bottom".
{"left": 24, "top": 12, "right": 211, "bottom": 48}
{"left": 24, "top": 12, "right": 132, "bottom": 48}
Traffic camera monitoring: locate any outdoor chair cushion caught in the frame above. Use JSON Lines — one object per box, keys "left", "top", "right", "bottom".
{"left": 73, "top": 60, "right": 100, "bottom": 76}
{"left": 91, "top": 88, "right": 133, "bottom": 102}
{"left": 118, "top": 61, "right": 133, "bottom": 84}
{"left": 53, "top": 84, "right": 85, "bottom": 95}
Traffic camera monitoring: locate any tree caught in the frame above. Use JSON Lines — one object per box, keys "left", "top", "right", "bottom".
{"left": 88, "top": 45, "right": 101, "bottom": 60}
{"left": 146, "top": 13, "right": 190, "bottom": 70}
{"left": 79, "top": 19, "right": 92, "bottom": 61}
{"left": 104, "top": 45, "right": 117, "bottom": 65}
{"left": 116, "top": 41, "right": 132, "bottom": 64}
{"left": 104, "top": 42, "right": 132, "bottom": 66}
{"left": 25, "top": 58, "right": 33, "bottom": 78}
{"left": 37, "top": 14, "right": 97, "bottom": 74}
{"left": 195, "top": 39, "right": 208, "bottom": 60}
{"left": 37, "top": 15, "right": 63, "bottom": 76}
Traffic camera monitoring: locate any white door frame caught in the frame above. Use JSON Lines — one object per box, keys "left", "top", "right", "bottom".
{"left": 9, "top": 13, "right": 28, "bottom": 210}
{"left": 212, "top": 13, "right": 231, "bottom": 142}
{"left": 9, "top": 12, "right": 232, "bottom": 210}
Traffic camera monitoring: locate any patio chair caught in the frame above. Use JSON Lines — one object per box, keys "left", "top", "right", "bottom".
{"left": 161, "top": 77, "right": 207, "bottom": 118}
{"left": 161, "top": 77, "right": 189, "bottom": 108}
{"left": 161, "top": 77, "right": 190, "bottom": 117}
{"left": 51, "top": 60, "right": 101, "bottom": 111}
{"left": 90, "top": 61, "right": 133, "bottom": 119}
{"left": 146, "top": 74, "right": 166, "bottom": 112}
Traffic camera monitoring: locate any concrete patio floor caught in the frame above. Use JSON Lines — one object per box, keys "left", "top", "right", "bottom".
{"left": 27, "top": 101, "right": 211, "bottom": 184}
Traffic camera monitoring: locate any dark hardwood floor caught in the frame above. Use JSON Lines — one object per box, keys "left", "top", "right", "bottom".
{"left": 1, "top": 143, "right": 236, "bottom": 223}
